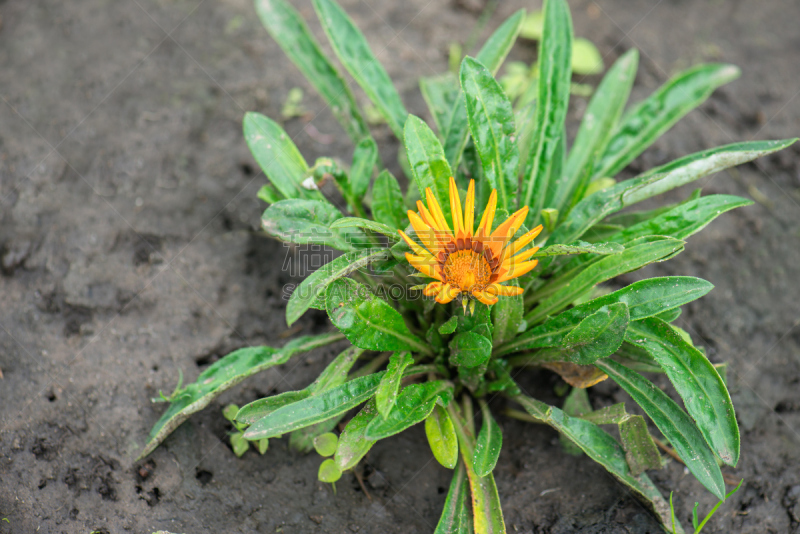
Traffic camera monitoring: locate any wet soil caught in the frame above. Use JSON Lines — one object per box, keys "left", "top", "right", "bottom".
{"left": 1, "top": 0, "right": 799, "bottom": 532}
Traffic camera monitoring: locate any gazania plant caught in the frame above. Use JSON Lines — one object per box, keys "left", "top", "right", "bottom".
{"left": 140, "top": 0, "right": 796, "bottom": 532}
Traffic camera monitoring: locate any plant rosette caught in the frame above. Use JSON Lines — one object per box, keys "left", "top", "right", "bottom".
{"left": 139, "top": 0, "right": 796, "bottom": 532}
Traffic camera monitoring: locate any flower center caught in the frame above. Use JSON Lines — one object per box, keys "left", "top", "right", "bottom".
{"left": 443, "top": 249, "right": 493, "bottom": 292}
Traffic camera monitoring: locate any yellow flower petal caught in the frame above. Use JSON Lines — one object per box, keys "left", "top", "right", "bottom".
{"left": 426, "top": 187, "right": 452, "bottom": 237}
{"left": 486, "top": 284, "right": 524, "bottom": 297}
{"left": 408, "top": 211, "right": 442, "bottom": 255}
{"left": 494, "top": 259, "right": 539, "bottom": 283}
{"left": 398, "top": 230, "right": 431, "bottom": 257}
{"left": 486, "top": 207, "right": 528, "bottom": 258}
{"left": 406, "top": 252, "right": 443, "bottom": 281}
{"left": 464, "top": 179, "right": 475, "bottom": 234}
{"left": 449, "top": 177, "right": 464, "bottom": 238}
{"left": 436, "top": 284, "right": 460, "bottom": 304}
{"left": 423, "top": 281, "right": 444, "bottom": 296}
{"left": 471, "top": 289, "right": 498, "bottom": 306}
{"left": 476, "top": 189, "right": 497, "bottom": 237}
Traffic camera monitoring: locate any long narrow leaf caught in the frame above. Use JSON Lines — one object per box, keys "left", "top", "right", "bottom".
{"left": 550, "top": 139, "right": 797, "bottom": 245}
{"left": 313, "top": 0, "right": 408, "bottom": 138}
{"left": 404, "top": 115, "right": 453, "bottom": 224}
{"left": 513, "top": 394, "right": 684, "bottom": 532}
{"left": 261, "top": 198, "right": 367, "bottom": 251}
{"left": 326, "top": 278, "right": 429, "bottom": 354}
{"left": 607, "top": 194, "right": 753, "bottom": 244}
{"left": 244, "top": 372, "right": 385, "bottom": 440}
{"left": 500, "top": 277, "right": 712, "bottom": 356}
{"left": 625, "top": 318, "right": 739, "bottom": 466}
{"left": 334, "top": 399, "right": 378, "bottom": 471}
{"left": 522, "top": 0, "right": 573, "bottom": 225}
{"left": 596, "top": 359, "right": 726, "bottom": 499}
{"left": 555, "top": 49, "right": 638, "bottom": 211}
{"left": 287, "top": 248, "right": 389, "bottom": 326}
{"left": 594, "top": 64, "right": 740, "bottom": 179}
{"left": 432, "top": 10, "right": 525, "bottom": 171}
{"left": 376, "top": 352, "right": 414, "bottom": 418}
{"left": 371, "top": 170, "right": 408, "bottom": 230}
{"left": 139, "top": 332, "right": 343, "bottom": 458}
{"left": 526, "top": 236, "right": 684, "bottom": 323}
{"left": 448, "top": 405, "right": 506, "bottom": 534}
{"left": 434, "top": 460, "right": 473, "bottom": 533}
{"left": 244, "top": 112, "right": 321, "bottom": 200}
{"left": 461, "top": 57, "right": 519, "bottom": 211}
{"left": 254, "top": 0, "right": 370, "bottom": 142}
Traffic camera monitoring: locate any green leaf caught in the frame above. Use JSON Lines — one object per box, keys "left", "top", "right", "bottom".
{"left": 291, "top": 414, "right": 345, "bottom": 453}
{"left": 558, "top": 302, "right": 630, "bottom": 365}
{"left": 309, "top": 346, "right": 363, "bottom": 394}
{"left": 230, "top": 432, "right": 250, "bottom": 457}
{"left": 491, "top": 288, "right": 524, "bottom": 346}
{"left": 434, "top": 460, "right": 473, "bottom": 533}
{"left": 522, "top": 0, "right": 573, "bottom": 225}
{"left": 618, "top": 415, "right": 663, "bottom": 476}
{"left": 607, "top": 194, "right": 753, "bottom": 244}
{"left": 563, "top": 387, "right": 592, "bottom": 417}
{"left": 460, "top": 56, "right": 519, "bottom": 212}
{"left": 550, "top": 139, "right": 797, "bottom": 246}
{"left": 429, "top": 10, "right": 524, "bottom": 172}
{"left": 556, "top": 49, "right": 638, "bottom": 212}
{"left": 326, "top": 278, "right": 428, "bottom": 353}
{"left": 313, "top": 432, "right": 339, "bottom": 457}
{"left": 596, "top": 358, "right": 726, "bottom": 499}
{"left": 365, "top": 381, "right": 453, "bottom": 440}
{"left": 329, "top": 217, "right": 400, "bottom": 241}
{"left": 500, "top": 276, "right": 712, "bottom": 356}
{"left": 287, "top": 248, "right": 389, "bottom": 326}
{"left": 473, "top": 402, "right": 503, "bottom": 477}
{"left": 476, "top": 9, "right": 525, "bottom": 76}
{"left": 426, "top": 404, "right": 459, "bottom": 469}
{"left": 532, "top": 240, "right": 624, "bottom": 258}
{"left": 244, "top": 112, "right": 320, "bottom": 200}
{"left": 257, "top": 184, "right": 284, "bottom": 204}
{"left": 605, "top": 189, "right": 701, "bottom": 228}
{"left": 262, "top": 198, "right": 367, "bottom": 251}
{"left": 519, "top": 10, "right": 543, "bottom": 40}
{"left": 513, "top": 394, "right": 683, "bottom": 532}
{"left": 256, "top": 438, "right": 269, "bottom": 454}
{"left": 448, "top": 406, "right": 506, "bottom": 534}
{"left": 312, "top": 0, "right": 407, "bottom": 138}
{"left": 420, "top": 74, "right": 460, "bottom": 136}
{"left": 439, "top": 316, "right": 459, "bottom": 335}
{"left": 371, "top": 170, "right": 408, "bottom": 230}
{"left": 244, "top": 372, "right": 384, "bottom": 440}
{"left": 527, "top": 236, "right": 685, "bottom": 323}
{"left": 334, "top": 399, "right": 378, "bottom": 471}
{"left": 139, "top": 333, "right": 342, "bottom": 459}
{"left": 254, "top": 0, "right": 369, "bottom": 142}
{"left": 449, "top": 331, "right": 493, "bottom": 368}
{"left": 579, "top": 402, "right": 629, "bottom": 425}
{"left": 222, "top": 404, "right": 239, "bottom": 423}
{"left": 655, "top": 307, "right": 682, "bottom": 323}
{"left": 318, "top": 458, "right": 342, "bottom": 483}
{"left": 376, "top": 352, "right": 414, "bottom": 419}
{"left": 404, "top": 115, "right": 453, "bottom": 224}
{"left": 571, "top": 37, "right": 603, "bottom": 75}
{"left": 350, "top": 137, "right": 378, "bottom": 199}
{"left": 625, "top": 318, "right": 739, "bottom": 466}
{"left": 236, "top": 390, "right": 311, "bottom": 425}
{"left": 594, "top": 64, "right": 741, "bottom": 179}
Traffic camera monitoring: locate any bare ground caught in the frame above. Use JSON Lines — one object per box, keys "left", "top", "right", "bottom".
{"left": 1, "top": 0, "right": 799, "bottom": 532}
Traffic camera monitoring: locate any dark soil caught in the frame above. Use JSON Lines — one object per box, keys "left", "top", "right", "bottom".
{"left": 1, "top": 0, "right": 799, "bottom": 532}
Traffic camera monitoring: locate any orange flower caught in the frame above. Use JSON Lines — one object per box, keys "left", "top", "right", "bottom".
{"left": 399, "top": 177, "right": 543, "bottom": 309}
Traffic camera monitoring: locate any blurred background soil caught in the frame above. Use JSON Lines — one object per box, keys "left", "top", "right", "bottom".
{"left": 1, "top": 0, "right": 799, "bottom": 532}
